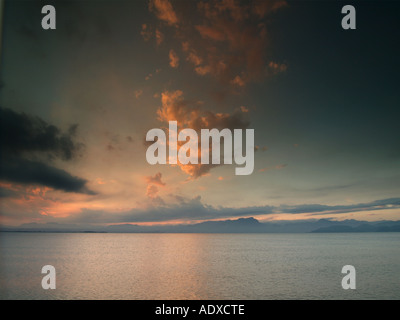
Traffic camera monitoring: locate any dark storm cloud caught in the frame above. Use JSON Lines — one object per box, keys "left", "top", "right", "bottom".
{"left": 0, "top": 107, "right": 82, "bottom": 160}
{"left": 0, "top": 107, "right": 94, "bottom": 194}
{"left": 0, "top": 156, "right": 95, "bottom": 195}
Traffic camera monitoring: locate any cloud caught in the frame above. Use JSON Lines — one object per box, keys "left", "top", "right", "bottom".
{"left": 134, "top": 89, "right": 143, "bottom": 98}
{"left": 0, "top": 107, "right": 94, "bottom": 194}
{"left": 252, "top": 0, "right": 288, "bottom": 18}
{"left": 169, "top": 49, "right": 179, "bottom": 68}
{"left": 0, "top": 107, "right": 82, "bottom": 161}
{"left": 0, "top": 185, "right": 19, "bottom": 198}
{"left": 63, "top": 197, "right": 400, "bottom": 224}
{"left": 279, "top": 197, "right": 400, "bottom": 215}
{"left": 268, "top": 61, "right": 288, "bottom": 75}
{"left": 155, "top": 90, "right": 250, "bottom": 178}
{"left": 157, "top": 90, "right": 249, "bottom": 131}
{"left": 0, "top": 156, "right": 95, "bottom": 195}
{"left": 155, "top": 29, "right": 164, "bottom": 45}
{"left": 65, "top": 195, "right": 274, "bottom": 224}
{"left": 146, "top": 0, "right": 288, "bottom": 89}
{"left": 186, "top": 50, "right": 203, "bottom": 66}
{"left": 140, "top": 23, "right": 152, "bottom": 41}
{"left": 149, "top": 0, "right": 178, "bottom": 26}
{"left": 146, "top": 185, "right": 159, "bottom": 199}
{"left": 190, "top": 0, "right": 285, "bottom": 85}
{"left": 18, "top": 193, "right": 399, "bottom": 225}
{"left": 231, "top": 75, "right": 246, "bottom": 87}
{"left": 145, "top": 172, "right": 166, "bottom": 186}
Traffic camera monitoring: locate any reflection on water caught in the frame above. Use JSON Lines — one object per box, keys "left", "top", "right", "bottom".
{"left": 1, "top": 232, "right": 400, "bottom": 299}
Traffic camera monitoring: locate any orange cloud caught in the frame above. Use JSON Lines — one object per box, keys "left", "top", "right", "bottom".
{"left": 268, "top": 61, "right": 288, "bottom": 74}
{"left": 157, "top": 90, "right": 249, "bottom": 132}
{"left": 195, "top": 25, "right": 226, "bottom": 41}
{"left": 252, "top": 0, "right": 288, "bottom": 18}
{"left": 169, "top": 49, "right": 179, "bottom": 68}
{"left": 186, "top": 51, "right": 203, "bottom": 67}
{"left": 134, "top": 89, "right": 143, "bottom": 98}
{"left": 0, "top": 183, "right": 95, "bottom": 220}
{"left": 190, "top": 0, "right": 286, "bottom": 87}
{"left": 146, "top": 185, "right": 159, "bottom": 198}
{"left": 145, "top": 172, "right": 166, "bottom": 186}
{"left": 231, "top": 75, "right": 245, "bottom": 87}
{"left": 145, "top": 0, "right": 287, "bottom": 91}
{"left": 140, "top": 23, "right": 152, "bottom": 41}
{"left": 194, "top": 65, "right": 212, "bottom": 76}
{"left": 149, "top": 0, "right": 178, "bottom": 26}
{"left": 96, "top": 178, "right": 106, "bottom": 185}
{"left": 156, "top": 29, "right": 164, "bottom": 45}
{"left": 155, "top": 90, "right": 250, "bottom": 179}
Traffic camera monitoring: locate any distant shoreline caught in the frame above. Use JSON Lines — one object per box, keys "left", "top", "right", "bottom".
{"left": 1, "top": 217, "right": 400, "bottom": 234}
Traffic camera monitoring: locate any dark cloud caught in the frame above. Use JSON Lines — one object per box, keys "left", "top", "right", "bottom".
{"left": 0, "top": 107, "right": 93, "bottom": 194}
{"left": 0, "top": 107, "right": 82, "bottom": 161}
{"left": 0, "top": 156, "right": 95, "bottom": 195}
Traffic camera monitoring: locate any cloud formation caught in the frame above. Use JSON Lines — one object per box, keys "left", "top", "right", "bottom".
{"left": 145, "top": 172, "right": 166, "bottom": 186}
{"left": 146, "top": 184, "right": 160, "bottom": 199}
{"left": 0, "top": 156, "right": 95, "bottom": 195}
{"left": 169, "top": 49, "right": 179, "bottom": 68}
{"left": 279, "top": 197, "right": 400, "bottom": 215}
{"left": 147, "top": 0, "right": 288, "bottom": 88}
{"left": 53, "top": 196, "right": 400, "bottom": 224}
{"left": 149, "top": 0, "right": 179, "bottom": 26}
{"left": 155, "top": 90, "right": 250, "bottom": 178}
{"left": 0, "top": 107, "right": 82, "bottom": 161}
{"left": 0, "top": 107, "right": 94, "bottom": 194}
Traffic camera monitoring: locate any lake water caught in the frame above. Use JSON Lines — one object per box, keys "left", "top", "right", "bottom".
{"left": 0, "top": 232, "right": 399, "bottom": 300}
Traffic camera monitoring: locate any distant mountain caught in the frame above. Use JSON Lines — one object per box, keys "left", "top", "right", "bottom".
{"left": 2, "top": 218, "right": 400, "bottom": 233}
{"left": 186, "top": 217, "right": 264, "bottom": 233}
{"left": 106, "top": 224, "right": 142, "bottom": 233}
{"left": 311, "top": 220, "right": 400, "bottom": 233}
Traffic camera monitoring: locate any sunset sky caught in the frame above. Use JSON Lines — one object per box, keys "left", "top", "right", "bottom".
{"left": 1, "top": 0, "right": 399, "bottom": 227}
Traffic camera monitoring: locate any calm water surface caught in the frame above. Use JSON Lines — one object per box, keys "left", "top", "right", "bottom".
{"left": 1, "top": 232, "right": 399, "bottom": 299}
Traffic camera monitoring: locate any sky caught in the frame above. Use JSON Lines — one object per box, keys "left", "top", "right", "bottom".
{"left": 0, "top": 0, "right": 399, "bottom": 227}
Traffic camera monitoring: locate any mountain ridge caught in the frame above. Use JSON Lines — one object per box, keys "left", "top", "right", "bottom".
{"left": 1, "top": 217, "right": 400, "bottom": 233}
